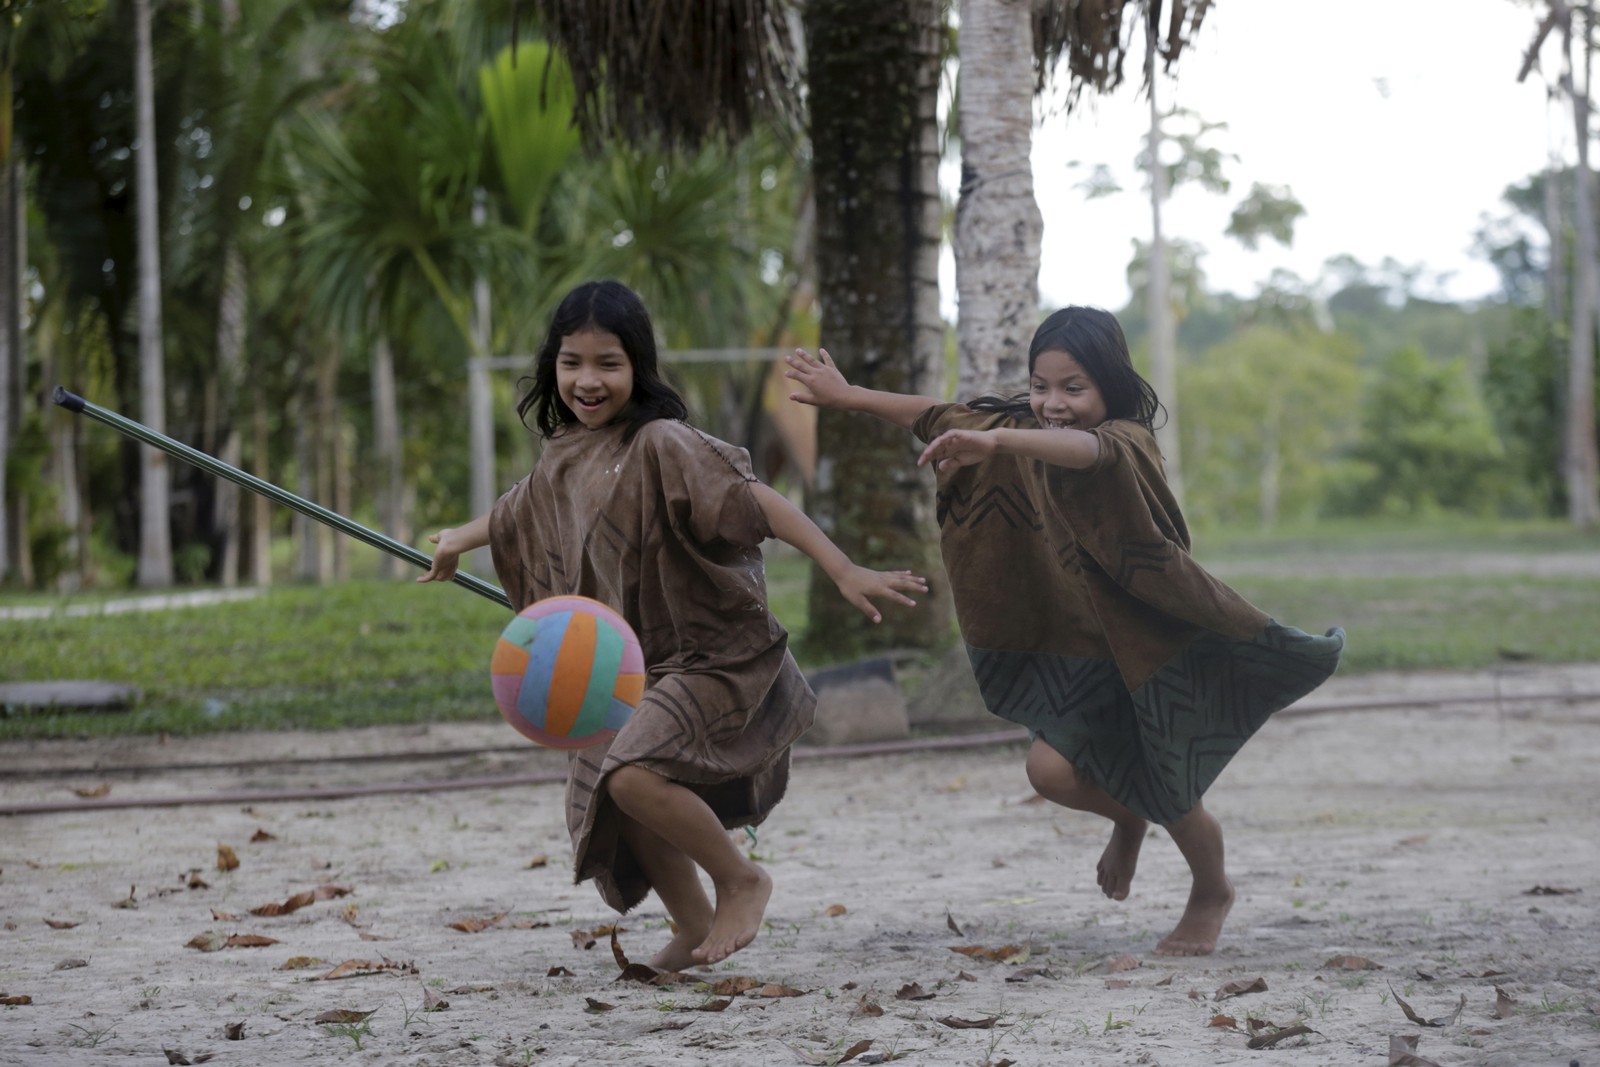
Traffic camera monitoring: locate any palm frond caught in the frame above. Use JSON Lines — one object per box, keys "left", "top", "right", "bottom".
{"left": 1033, "top": 0, "right": 1211, "bottom": 101}
{"left": 525, "top": 0, "right": 803, "bottom": 148}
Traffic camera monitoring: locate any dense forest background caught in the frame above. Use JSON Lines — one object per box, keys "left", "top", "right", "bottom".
{"left": 0, "top": 0, "right": 1590, "bottom": 604}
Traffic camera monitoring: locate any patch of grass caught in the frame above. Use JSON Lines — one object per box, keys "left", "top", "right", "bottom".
{"left": 6, "top": 522, "right": 1600, "bottom": 739}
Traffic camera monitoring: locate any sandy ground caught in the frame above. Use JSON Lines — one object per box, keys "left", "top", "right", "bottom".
{"left": 1, "top": 665, "right": 1598, "bottom": 1066}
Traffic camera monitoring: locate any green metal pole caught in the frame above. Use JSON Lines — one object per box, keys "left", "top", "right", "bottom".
{"left": 53, "top": 386, "right": 512, "bottom": 610}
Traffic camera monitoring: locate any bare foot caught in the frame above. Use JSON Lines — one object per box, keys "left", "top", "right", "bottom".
{"left": 691, "top": 864, "right": 773, "bottom": 964}
{"left": 1153, "top": 879, "right": 1235, "bottom": 956}
{"left": 647, "top": 925, "right": 708, "bottom": 974}
{"left": 1096, "top": 818, "right": 1148, "bottom": 900}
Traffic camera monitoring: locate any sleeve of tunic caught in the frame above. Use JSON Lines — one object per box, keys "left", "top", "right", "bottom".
{"left": 644, "top": 423, "right": 773, "bottom": 551}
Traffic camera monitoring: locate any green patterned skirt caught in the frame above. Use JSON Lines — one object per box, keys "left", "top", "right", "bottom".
{"left": 967, "top": 621, "right": 1346, "bottom": 825}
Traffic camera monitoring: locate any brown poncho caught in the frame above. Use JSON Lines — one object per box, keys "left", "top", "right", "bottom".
{"left": 488, "top": 419, "right": 815, "bottom": 912}
{"left": 913, "top": 404, "right": 1345, "bottom": 825}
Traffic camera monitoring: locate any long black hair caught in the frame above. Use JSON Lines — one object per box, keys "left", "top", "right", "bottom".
{"left": 517, "top": 280, "right": 689, "bottom": 440}
{"left": 968, "top": 306, "right": 1164, "bottom": 429}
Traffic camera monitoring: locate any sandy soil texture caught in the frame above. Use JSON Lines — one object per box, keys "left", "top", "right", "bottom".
{"left": 1, "top": 666, "right": 1597, "bottom": 1066}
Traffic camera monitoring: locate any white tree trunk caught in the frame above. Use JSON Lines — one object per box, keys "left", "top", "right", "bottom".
{"left": 250, "top": 398, "right": 272, "bottom": 586}
{"left": 954, "top": 0, "right": 1041, "bottom": 399}
{"left": 468, "top": 213, "right": 494, "bottom": 573}
{"left": 134, "top": 0, "right": 173, "bottom": 585}
{"left": 371, "top": 334, "right": 405, "bottom": 580}
{"left": 1565, "top": 10, "right": 1600, "bottom": 527}
{"left": 213, "top": 244, "right": 246, "bottom": 585}
{"left": 1146, "top": 36, "right": 1184, "bottom": 507}
{"left": 0, "top": 149, "right": 14, "bottom": 581}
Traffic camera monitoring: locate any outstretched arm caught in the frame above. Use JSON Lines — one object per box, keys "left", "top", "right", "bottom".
{"left": 749, "top": 482, "right": 927, "bottom": 623}
{"left": 784, "top": 347, "right": 942, "bottom": 430}
{"left": 417, "top": 513, "right": 491, "bottom": 583}
{"left": 917, "top": 426, "right": 1100, "bottom": 472}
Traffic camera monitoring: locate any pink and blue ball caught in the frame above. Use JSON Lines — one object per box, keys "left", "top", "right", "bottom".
{"left": 490, "top": 596, "right": 645, "bottom": 749}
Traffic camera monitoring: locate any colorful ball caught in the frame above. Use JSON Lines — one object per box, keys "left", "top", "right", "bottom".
{"left": 490, "top": 595, "right": 645, "bottom": 749}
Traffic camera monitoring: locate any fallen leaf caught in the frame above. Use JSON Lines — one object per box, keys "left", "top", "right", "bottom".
{"left": 1246, "top": 1024, "right": 1316, "bottom": 1049}
{"left": 837, "top": 1039, "right": 873, "bottom": 1063}
{"left": 945, "top": 911, "right": 965, "bottom": 937}
{"left": 1387, "top": 1034, "right": 1443, "bottom": 1067}
{"left": 185, "top": 932, "right": 230, "bottom": 953}
{"left": 54, "top": 959, "right": 88, "bottom": 971}
{"left": 223, "top": 1021, "right": 245, "bottom": 1040}
{"left": 1397, "top": 834, "right": 1430, "bottom": 847}
{"left": 314, "top": 1009, "right": 373, "bottom": 1024}
{"left": 1209, "top": 1014, "right": 1239, "bottom": 1029}
{"left": 445, "top": 984, "right": 495, "bottom": 995}
{"left": 709, "top": 976, "right": 761, "bottom": 996}
{"left": 43, "top": 919, "right": 80, "bottom": 930}
{"left": 112, "top": 885, "right": 138, "bottom": 910}
{"left": 1102, "top": 954, "right": 1142, "bottom": 973}
{"left": 646, "top": 1020, "right": 692, "bottom": 1033}
{"left": 508, "top": 919, "right": 551, "bottom": 929}
{"left": 547, "top": 966, "right": 575, "bottom": 977}
{"left": 357, "top": 932, "right": 395, "bottom": 941}
{"left": 422, "top": 987, "right": 449, "bottom": 1012}
{"left": 825, "top": 903, "right": 848, "bottom": 917}
{"left": 315, "top": 958, "right": 416, "bottom": 980}
{"left": 525, "top": 854, "right": 548, "bottom": 869}
{"left": 1214, "top": 977, "right": 1268, "bottom": 1000}
{"left": 315, "top": 884, "right": 353, "bottom": 901}
{"left": 1525, "top": 884, "right": 1579, "bottom": 895}
{"left": 1153, "top": 973, "right": 1175, "bottom": 987}
{"left": 1104, "top": 978, "right": 1132, "bottom": 989}
{"left": 1388, "top": 985, "right": 1465, "bottom": 1027}
{"left": 852, "top": 995, "right": 883, "bottom": 1018}
{"left": 1493, "top": 985, "right": 1518, "bottom": 1019}
{"left": 186, "top": 872, "right": 209, "bottom": 890}
{"left": 249, "top": 829, "right": 277, "bottom": 843}
{"left": 956, "top": 971, "right": 977, "bottom": 982}
{"left": 937, "top": 1015, "right": 999, "bottom": 1029}
{"left": 694, "top": 998, "right": 733, "bottom": 1012}
{"left": 448, "top": 912, "right": 507, "bottom": 934}
{"left": 1006, "top": 967, "right": 1060, "bottom": 983}
{"left": 209, "top": 909, "right": 241, "bottom": 922}
{"left": 216, "top": 845, "right": 239, "bottom": 872}
{"left": 0, "top": 995, "right": 32, "bottom": 1006}
{"left": 751, "top": 982, "right": 806, "bottom": 998}
{"left": 584, "top": 997, "right": 615, "bottom": 1013}
{"left": 224, "top": 934, "right": 278, "bottom": 949}
{"left": 1324, "top": 955, "right": 1382, "bottom": 970}
{"left": 951, "top": 944, "right": 1029, "bottom": 964}
{"left": 251, "top": 891, "right": 316, "bottom": 917}
{"left": 73, "top": 783, "right": 110, "bottom": 798}
{"left": 277, "top": 956, "right": 322, "bottom": 971}
{"left": 895, "top": 983, "right": 934, "bottom": 1001}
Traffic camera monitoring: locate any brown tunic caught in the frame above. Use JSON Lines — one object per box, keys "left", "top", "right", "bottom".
{"left": 913, "top": 404, "right": 1344, "bottom": 824}
{"left": 488, "top": 419, "right": 816, "bottom": 912}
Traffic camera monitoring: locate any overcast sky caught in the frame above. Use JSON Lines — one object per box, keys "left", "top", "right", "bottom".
{"left": 945, "top": 0, "right": 1562, "bottom": 314}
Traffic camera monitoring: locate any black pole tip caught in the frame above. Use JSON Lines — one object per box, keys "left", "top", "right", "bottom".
{"left": 53, "top": 386, "right": 86, "bottom": 413}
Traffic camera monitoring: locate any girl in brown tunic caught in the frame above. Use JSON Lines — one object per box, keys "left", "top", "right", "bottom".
{"left": 419, "top": 281, "right": 926, "bottom": 971}
{"left": 785, "top": 306, "right": 1343, "bottom": 957}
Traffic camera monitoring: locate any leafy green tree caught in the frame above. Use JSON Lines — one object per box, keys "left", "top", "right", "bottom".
{"left": 1335, "top": 345, "right": 1512, "bottom": 517}
{"left": 1180, "top": 325, "right": 1361, "bottom": 529}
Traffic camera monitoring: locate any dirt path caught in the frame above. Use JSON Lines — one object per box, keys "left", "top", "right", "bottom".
{"left": 1, "top": 666, "right": 1597, "bottom": 1066}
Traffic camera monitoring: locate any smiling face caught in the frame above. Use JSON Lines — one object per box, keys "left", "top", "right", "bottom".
{"left": 557, "top": 329, "right": 635, "bottom": 429}
{"left": 1029, "top": 349, "right": 1108, "bottom": 431}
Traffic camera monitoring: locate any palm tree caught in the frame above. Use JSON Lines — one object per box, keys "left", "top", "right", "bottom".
{"left": 133, "top": 0, "right": 172, "bottom": 586}
{"left": 954, "top": 0, "right": 1041, "bottom": 398}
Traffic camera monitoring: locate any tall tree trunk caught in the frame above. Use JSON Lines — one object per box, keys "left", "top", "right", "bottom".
{"left": 468, "top": 201, "right": 494, "bottom": 574}
{"left": 802, "top": 0, "right": 952, "bottom": 657}
{"left": 134, "top": 0, "right": 173, "bottom": 585}
{"left": 1565, "top": 6, "right": 1600, "bottom": 527}
{"left": 213, "top": 244, "right": 246, "bottom": 585}
{"left": 250, "top": 396, "right": 271, "bottom": 586}
{"left": 0, "top": 135, "right": 15, "bottom": 583}
{"left": 1145, "top": 26, "right": 1184, "bottom": 507}
{"left": 954, "top": 0, "right": 1041, "bottom": 398}
{"left": 371, "top": 333, "right": 405, "bottom": 580}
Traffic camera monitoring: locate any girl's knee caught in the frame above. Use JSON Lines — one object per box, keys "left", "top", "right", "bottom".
{"left": 1025, "top": 743, "right": 1084, "bottom": 802}
{"left": 606, "top": 764, "right": 653, "bottom": 808}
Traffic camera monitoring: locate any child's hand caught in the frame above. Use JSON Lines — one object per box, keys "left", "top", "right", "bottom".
{"left": 417, "top": 529, "right": 464, "bottom": 583}
{"left": 917, "top": 428, "right": 997, "bottom": 472}
{"left": 832, "top": 565, "right": 928, "bottom": 624}
{"left": 784, "top": 347, "right": 852, "bottom": 409}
